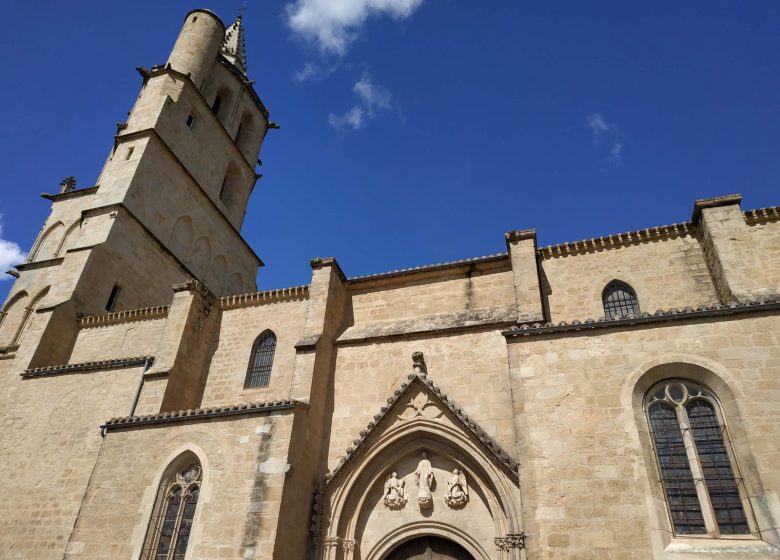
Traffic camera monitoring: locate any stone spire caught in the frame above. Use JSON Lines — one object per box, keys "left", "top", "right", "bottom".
{"left": 220, "top": 15, "right": 247, "bottom": 76}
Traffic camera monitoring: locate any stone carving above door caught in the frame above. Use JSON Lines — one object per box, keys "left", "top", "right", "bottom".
{"left": 444, "top": 468, "right": 469, "bottom": 508}
{"left": 383, "top": 472, "right": 407, "bottom": 509}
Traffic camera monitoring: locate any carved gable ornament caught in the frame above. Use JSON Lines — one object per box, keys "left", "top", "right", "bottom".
{"left": 313, "top": 354, "right": 524, "bottom": 559}
{"left": 323, "top": 370, "right": 518, "bottom": 490}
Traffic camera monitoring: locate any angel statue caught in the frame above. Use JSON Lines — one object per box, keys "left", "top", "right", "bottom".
{"left": 444, "top": 468, "right": 469, "bottom": 508}
{"left": 383, "top": 472, "right": 407, "bottom": 509}
{"left": 414, "top": 451, "right": 435, "bottom": 509}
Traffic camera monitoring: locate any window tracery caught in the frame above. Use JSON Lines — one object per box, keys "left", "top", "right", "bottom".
{"left": 142, "top": 461, "right": 202, "bottom": 560}
{"left": 645, "top": 380, "right": 750, "bottom": 536}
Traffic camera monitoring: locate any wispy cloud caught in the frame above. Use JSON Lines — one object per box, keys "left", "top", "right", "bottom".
{"left": 328, "top": 106, "right": 365, "bottom": 130}
{"left": 329, "top": 73, "right": 393, "bottom": 130}
{"left": 285, "top": 0, "right": 424, "bottom": 55}
{"left": 0, "top": 215, "right": 26, "bottom": 278}
{"left": 587, "top": 113, "right": 624, "bottom": 165}
{"left": 294, "top": 61, "right": 341, "bottom": 82}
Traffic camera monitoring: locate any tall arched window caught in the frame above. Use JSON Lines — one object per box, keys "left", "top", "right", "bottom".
{"left": 245, "top": 330, "right": 276, "bottom": 388}
{"left": 602, "top": 280, "right": 640, "bottom": 319}
{"left": 141, "top": 456, "right": 202, "bottom": 560}
{"left": 645, "top": 380, "right": 750, "bottom": 536}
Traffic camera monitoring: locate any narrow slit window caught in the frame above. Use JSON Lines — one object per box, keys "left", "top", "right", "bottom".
{"left": 106, "top": 284, "right": 121, "bottom": 312}
{"left": 185, "top": 114, "right": 196, "bottom": 129}
{"left": 219, "top": 175, "right": 228, "bottom": 201}
{"left": 211, "top": 95, "right": 222, "bottom": 115}
{"left": 125, "top": 146, "right": 135, "bottom": 160}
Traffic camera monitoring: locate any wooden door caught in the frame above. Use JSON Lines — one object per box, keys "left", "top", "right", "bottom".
{"left": 384, "top": 536, "right": 474, "bottom": 560}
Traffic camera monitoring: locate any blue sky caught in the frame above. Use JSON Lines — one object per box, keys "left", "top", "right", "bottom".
{"left": 0, "top": 0, "right": 778, "bottom": 302}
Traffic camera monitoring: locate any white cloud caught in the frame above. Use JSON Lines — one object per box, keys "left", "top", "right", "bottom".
{"left": 285, "top": 0, "right": 424, "bottom": 55}
{"left": 0, "top": 215, "right": 26, "bottom": 278}
{"left": 329, "top": 106, "right": 365, "bottom": 129}
{"left": 354, "top": 74, "right": 392, "bottom": 112}
{"left": 329, "top": 73, "right": 393, "bottom": 130}
{"left": 586, "top": 113, "right": 624, "bottom": 164}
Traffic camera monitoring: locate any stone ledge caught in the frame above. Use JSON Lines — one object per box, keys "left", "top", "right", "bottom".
{"left": 347, "top": 253, "right": 508, "bottom": 284}
{"left": 220, "top": 285, "right": 309, "bottom": 310}
{"left": 40, "top": 185, "right": 99, "bottom": 202}
{"left": 21, "top": 356, "right": 153, "bottom": 378}
{"left": 78, "top": 306, "right": 169, "bottom": 327}
{"left": 336, "top": 306, "right": 517, "bottom": 345}
{"left": 102, "top": 399, "right": 305, "bottom": 431}
{"left": 503, "top": 296, "right": 780, "bottom": 339}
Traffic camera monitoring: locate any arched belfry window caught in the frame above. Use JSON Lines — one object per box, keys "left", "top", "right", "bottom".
{"left": 602, "top": 280, "right": 640, "bottom": 319}
{"left": 645, "top": 380, "right": 751, "bottom": 536}
{"left": 141, "top": 456, "right": 202, "bottom": 560}
{"left": 245, "top": 330, "right": 276, "bottom": 388}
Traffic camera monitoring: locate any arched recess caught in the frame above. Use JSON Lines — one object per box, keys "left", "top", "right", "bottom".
{"left": 210, "top": 255, "right": 227, "bottom": 291}
{"left": 189, "top": 236, "right": 211, "bottom": 275}
{"left": 227, "top": 272, "right": 243, "bottom": 295}
{"left": 317, "top": 374, "right": 523, "bottom": 560}
{"left": 218, "top": 162, "right": 245, "bottom": 216}
{"left": 55, "top": 220, "right": 81, "bottom": 257}
{"left": 11, "top": 286, "right": 50, "bottom": 347}
{"left": 235, "top": 111, "right": 260, "bottom": 163}
{"left": 29, "top": 221, "right": 64, "bottom": 262}
{"left": 169, "top": 216, "right": 194, "bottom": 261}
{"left": 0, "top": 290, "right": 28, "bottom": 346}
{"left": 629, "top": 360, "right": 775, "bottom": 550}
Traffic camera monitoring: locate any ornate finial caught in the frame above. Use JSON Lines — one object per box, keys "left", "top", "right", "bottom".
{"left": 412, "top": 352, "right": 427, "bottom": 374}
{"left": 59, "top": 176, "right": 76, "bottom": 194}
{"left": 220, "top": 10, "right": 248, "bottom": 76}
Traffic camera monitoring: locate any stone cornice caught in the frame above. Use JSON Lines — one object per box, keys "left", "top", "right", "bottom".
{"left": 15, "top": 257, "right": 64, "bottom": 272}
{"left": 78, "top": 306, "right": 169, "bottom": 327}
{"left": 41, "top": 185, "right": 99, "bottom": 202}
{"left": 744, "top": 206, "right": 780, "bottom": 225}
{"left": 220, "top": 285, "right": 309, "bottom": 309}
{"left": 691, "top": 193, "right": 742, "bottom": 224}
{"left": 310, "top": 257, "right": 347, "bottom": 283}
{"left": 502, "top": 297, "right": 780, "bottom": 339}
{"left": 324, "top": 372, "right": 518, "bottom": 491}
{"left": 22, "top": 356, "right": 153, "bottom": 378}
{"left": 347, "top": 253, "right": 508, "bottom": 285}
{"left": 102, "top": 399, "right": 305, "bottom": 431}
{"left": 538, "top": 222, "right": 694, "bottom": 259}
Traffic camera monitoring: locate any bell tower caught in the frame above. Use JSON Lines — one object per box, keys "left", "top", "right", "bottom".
{"left": 0, "top": 9, "right": 273, "bottom": 368}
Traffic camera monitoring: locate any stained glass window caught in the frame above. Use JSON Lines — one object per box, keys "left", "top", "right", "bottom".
{"left": 142, "top": 460, "right": 202, "bottom": 560}
{"left": 646, "top": 381, "right": 751, "bottom": 537}
{"left": 245, "top": 330, "right": 276, "bottom": 388}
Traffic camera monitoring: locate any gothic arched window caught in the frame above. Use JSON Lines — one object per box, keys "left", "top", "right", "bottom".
{"left": 645, "top": 380, "right": 750, "bottom": 536}
{"left": 141, "top": 457, "right": 202, "bottom": 560}
{"left": 245, "top": 330, "right": 276, "bottom": 388}
{"left": 602, "top": 280, "right": 640, "bottom": 319}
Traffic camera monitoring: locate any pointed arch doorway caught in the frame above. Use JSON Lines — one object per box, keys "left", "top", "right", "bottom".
{"left": 385, "top": 536, "right": 475, "bottom": 560}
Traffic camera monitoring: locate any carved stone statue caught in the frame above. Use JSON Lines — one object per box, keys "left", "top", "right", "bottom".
{"left": 444, "top": 468, "right": 469, "bottom": 508}
{"left": 414, "top": 451, "right": 434, "bottom": 508}
{"left": 383, "top": 472, "right": 407, "bottom": 509}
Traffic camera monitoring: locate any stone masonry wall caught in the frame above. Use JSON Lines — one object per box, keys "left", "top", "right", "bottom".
{"left": 65, "top": 411, "right": 297, "bottom": 560}
{"left": 201, "top": 297, "right": 309, "bottom": 406}
{"left": 541, "top": 233, "right": 717, "bottom": 322}
{"left": 508, "top": 313, "right": 780, "bottom": 559}
{"left": 69, "top": 316, "right": 166, "bottom": 363}
{"left": 746, "top": 216, "right": 780, "bottom": 295}
{"left": 0, "top": 363, "right": 146, "bottom": 560}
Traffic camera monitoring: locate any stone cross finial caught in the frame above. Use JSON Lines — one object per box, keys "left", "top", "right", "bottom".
{"left": 59, "top": 176, "right": 76, "bottom": 194}
{"left": 412, "top": 351, "right": 427, "bottom": 374}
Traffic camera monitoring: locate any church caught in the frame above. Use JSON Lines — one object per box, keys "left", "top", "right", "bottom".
{"left": 1, "top": 8, "right": 779, "bottom": 560}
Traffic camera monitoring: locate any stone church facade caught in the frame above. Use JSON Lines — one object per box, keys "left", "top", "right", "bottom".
{"left": 0, "top": 8, "right": 779, "bottom": 560}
